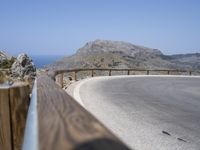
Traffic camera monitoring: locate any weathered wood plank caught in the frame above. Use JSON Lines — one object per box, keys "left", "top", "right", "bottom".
{"left": 9, "top": 84, "right": 30, "bottom": 150}
{"left": 0, "top": 88, "right": 12, "bottom": 150}
{"left": 37, "top": 75, "right": 130, "bottom": 150}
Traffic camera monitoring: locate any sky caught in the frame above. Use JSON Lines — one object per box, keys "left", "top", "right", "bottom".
{"left": 0, "top": 0, "right": 200, "bottom": 56}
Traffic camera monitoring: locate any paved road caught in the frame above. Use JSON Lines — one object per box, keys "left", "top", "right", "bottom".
{"left": 77, "top": 76, "right": 200, "bottom": 150}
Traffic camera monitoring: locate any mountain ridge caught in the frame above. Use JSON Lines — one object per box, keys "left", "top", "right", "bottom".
{"left": 48, "top": 39, "right": 200, "bottom": 71}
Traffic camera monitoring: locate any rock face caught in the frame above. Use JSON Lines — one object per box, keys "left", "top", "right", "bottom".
{"left": 11, "top": 54, "right": 36, "bottom": 80}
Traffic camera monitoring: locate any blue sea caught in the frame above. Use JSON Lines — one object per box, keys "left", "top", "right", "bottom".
{"left": 31, "top": 55, "right": 63, "bottom": 68}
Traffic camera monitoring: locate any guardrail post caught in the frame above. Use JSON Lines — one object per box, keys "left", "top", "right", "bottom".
{"left": 147, "top": 70, "right": 150, "bottom": 75}
{"left": 189, "top": 71, "right": 192, "bottom": 76}
{"left": 109, "top": 69, "right": 112, "bottom": 76}
{"left": 167, "top": 70, "right": 170, "bottom": 75}
{"left": 127, "top": 70, "right": 130, "bottom": 75}
{"left": 91, "top": 70, "right": 94, "bottom": 77}
{"left": 60, "top": 73, "right": 64, "bottom": 88}
{"left": 73, "top": 71, "right": 77, "bottom": 80}
{"left": 0, "top": 84, "right": 30, "bottom": 150}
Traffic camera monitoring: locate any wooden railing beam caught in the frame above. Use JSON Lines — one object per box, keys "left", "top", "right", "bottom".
{"left": 35, "top": 75, "right": 130, "bottom": 150}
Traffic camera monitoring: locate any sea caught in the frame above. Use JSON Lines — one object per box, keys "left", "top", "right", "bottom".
{"left": 31, "top": 55, "right": 63, "bottom": 68}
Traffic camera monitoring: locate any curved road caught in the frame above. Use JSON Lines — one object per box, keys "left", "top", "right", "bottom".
{"left": 75, "top": 76, "right": 200, "bottom": 150}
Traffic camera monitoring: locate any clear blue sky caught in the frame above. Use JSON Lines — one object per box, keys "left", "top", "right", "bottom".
{"left": 0, "top": 0, "right": 200, "bottom": 56}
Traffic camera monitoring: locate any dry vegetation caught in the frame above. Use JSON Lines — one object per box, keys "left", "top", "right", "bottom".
{"left": 0, "top": 58, "right": 15, "bottom": 69}
{"left": 0, "top": 71, "right": 5, "bottom": 83}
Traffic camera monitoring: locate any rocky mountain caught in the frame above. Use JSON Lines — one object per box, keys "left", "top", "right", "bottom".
{"left": 77, "top": 39, "right": 162, "bottom": 57}
{"left": 48, "top": 39, "right": 200, "bottom": 71}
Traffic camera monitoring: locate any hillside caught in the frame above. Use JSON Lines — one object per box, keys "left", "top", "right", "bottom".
{"left": 48, "top": 39, "right": 200, "bottom": 71}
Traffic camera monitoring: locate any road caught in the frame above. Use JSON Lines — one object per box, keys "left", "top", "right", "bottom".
{"left": 74, "top": 76, "right": 200, "bottom": 150}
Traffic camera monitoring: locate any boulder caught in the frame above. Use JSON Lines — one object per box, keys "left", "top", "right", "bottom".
{"left": 11, "top": 53, "right": 36, "bottom": 80}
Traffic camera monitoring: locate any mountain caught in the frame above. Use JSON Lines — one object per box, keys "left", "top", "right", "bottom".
{"left": 48, "top": 39, "right": 200, "bottom": 71}
{"left": 77, "top": 39, "right": 162, "bottom": 57}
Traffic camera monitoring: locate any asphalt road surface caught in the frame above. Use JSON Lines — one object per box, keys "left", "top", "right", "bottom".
{"left": 77, "top": 76, "right": 200, "bottom": 150}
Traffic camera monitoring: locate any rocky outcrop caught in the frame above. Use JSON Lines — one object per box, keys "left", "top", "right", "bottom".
{"left": 11, "top": 54, "right": 36, "bottom": 80}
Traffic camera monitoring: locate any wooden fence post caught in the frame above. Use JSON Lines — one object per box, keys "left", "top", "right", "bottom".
{"left": 91, "top": 70, "right": 94, "bottom": 77}
{"left": 147, "top": 70, "right": 149, "bottom": 75}
{"left": 73, "top": 71, "right": 77, "bottom": 80}
{"left": 0, "top": 84, "right": 30, "bottom": 150}
{"left": 109, "top": 69, "right": 112, "bottom": 76}
{"left": 60, "top": 73, "right": 64, "bottom": 88}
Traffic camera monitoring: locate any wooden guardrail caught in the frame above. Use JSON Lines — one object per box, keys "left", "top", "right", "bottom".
{"left": 22, "top": 74, "right": 130, "bottom": 150}
{"left": 50, "top": 68, "right": 197, "bottom": 88}
{"left": 2, "top": 68, "right": 199, "bottom": 150}
{"left": 0, "top": 83, "right": 30, "bottom": 150}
